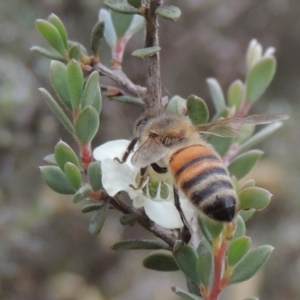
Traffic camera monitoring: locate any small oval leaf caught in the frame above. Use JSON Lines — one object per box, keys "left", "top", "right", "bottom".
{"left": 198, "top": 215, "right": 223, "bottom": 243}
{"left": 228, "top": 150, "right": 263, "bottom": 180}
{"left": 82, "top": 72, "right": 100, "bottom": 108}
{"left": 73, "top": 184, "right": 92, "bottom": 203}
{"left": 187, "top": 95, "right": 209, "bottom": 125}
{"left": 87, "top": 161, "right": 102, "bottom": 192}
{"left": 67, "top": 60, "right": 84, "bottom": 109}
{"left": 229, "top": 245, "right": 274, "bottom": 284}
{"left": 156, "top": 5, "right": 181, "bottom": 21}
{"left": 40, "top": 165, "right": 75, "bottom": 194}
{"left": 30, "top": 46, "right": 65, "bottom": 61}
{"left": 92, "top": 83, "right": 103, "bottom": 113}
{"left": 206, "top": 78, "right": 226, "bottom": 113}
{"left": 239, "top": 209, "right": 255, "bottom": 222}
{"left": 172, "top": 287, "right": 202, "bottom": 300}
{"left": 68, "top": 44, "right": 81, "bottom": 60}
{"left": 174, "top": 245, "right": 199, "bottom": 284}
{"left": 64, "top": 162, "right": 82, "bottom": 190}
{"left": 91, "top": 21, "right": 105, "bottom": 53}
{"left": 131, "top": 46, "right": 161, "bottom": 58}
{"left": 89, "top": 199, "right": 110, "bottom": 235}
{"left": 75, "top": 106, "right": 100, "bottom": 145}
{"left": 111, "top": 240, "right": 169, "bottom": 250}
{"left": 143, "top": 253, "right": 179, "bottom": 271}
{"left": 228, "top": 236, "right": 252, "bottom": 266}
{"left": 227, "top": 80, "right": 244, "bottom": 109}
{"left": 82, "top": 203, "right": 103, "bottom": 213}
{"left": 104, "top": 0, "right": 140, "bottom": 14}
{"left": 128, "top": 0, "right": 141, "bottom": 9}
{"left": 166, "top": 95, "right": 186, "bottom": 114}
{"left": 47, "top": 13, "right": 68, "bottom": 49}
{"left": 238, "top": 187, "right": 272, "bottom": 211}
{"left": 233, "top": 215, "right": 246, "bottom": 239}
{"left": 54, "top": 140, "right": 80, "bottom": 170}
{"left": 246, "top": 57, "right": 276, "bottom": 103}
{"left": 35, "top": 19, "right": 67, "bottom": 55}
{"left": 120, "top": 213, "right": 141, "bottom": 226}
{"left": 196, "top": 251, "right": 213, "bottom": 287}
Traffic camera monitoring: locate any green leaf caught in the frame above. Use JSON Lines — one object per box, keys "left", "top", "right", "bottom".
{"left": 111, "top": 10, "right": 133, "bottom": 37}
{"left": 73, "top": 184, "right": 92, "bottom": 203}
{"left": 91, "top": 21, "right": 105, "bottom": 53}
{"left": 35, "top": 19, "right": 67, "bottom": 56}
{"left": 196, "top": 251, "right": 213, "bottom": 287}
{"left": 39, "top": 88, "right": 75, "bottom": 135}
{"left": 186, "top": 277, "right": 202, "bottom": 297}
{"left": 104, "top": 0, "right": 140, "bottom": 14}
{"left": 99, "top": 9, "right": 117, "bottom": 50}
{"left": 120, "top": 213, "right": 141, "bottom": 226}
{"left": 156, "top": 5, "right": 181, "bottom": 21}
{"left": 227, "top": 80, "right": 244, "bottom": 109}
{"left": 50, "top": 61, "right": 72, "bottom": 110}
{"left": 209, "top": 136, "right": 233, "bottom": 157}
{"left": 143, "top": 253, "right": 179, "bottom": 271}
{"left": 43, "top": 153, "right": 57, "bottom": 165}
{"left": 166, "top": 95, "right": 186, "bottom": 114}
{"left": 127, "top": 0, "right": 141, "bottom": 9}
{"left": 40, "top": 165, "right": 75, "bottom": 194}
{"left": 67, "top": 60, "right": 84, "bottom": 109}
{"left": 243, "top": 297, "right": 259, "bottom": 300}
{"left": 47, "top": 13, "right": 68, "bottom": 49}
{"left": 87, "top": 161, "right": 102, "bottom": 192}
{"left": 229, "top": 245, "right": 274, "bottom": 284}
{"left": 198, "top": 215, "right": 223, "bottom": 243}
{"left": 75, "top": 106, "right": 100, "bottom": 145}
{"left": 174, "top": 245, "right": 199, "bottom": 284}
{"left": 30, "top": 46, "right": 65, "bottom": 61}
{"left": 89, "top": 199, "right": 110, "bottom": 235}
{"left": 93, "top": 83, "right": 103, "bottom": 113}
{"left": 197, "top": 238, "right": 212, "bottom": 257}
{"left": 82, "top": 72, "right": 100, "bottom": 108}
{"left": 239, "top": 209, "right": 255, "bottom": 222}
{"left": 172, "top": 287, "right": 202, "bottom": 300}
{"left": 246, "top": 57, "right": 276, "bottom": 103}
{"left": 110, "top": 95, "right": 144, "bottom": 106}
{"left": 187, "top": 95, "right": 209, "bottom": 125}
{"left": 233, "top": 215, "right": 246, "bottom": 239}
{"left": 64, "top": 162, "right": 82, "bottom": 190}
{"left": 82, "top": 203, "right": 103, "bottom": 213}
{"left": 228, "top": 236, "right": 252, "bottom": 266}
{"left": 239, "top": 122, "right": 283, "bottom": 153}
{"left": 54, "top": 140, "right": 80, "bottom": 170}
{"left": 68, "top": 44, "right": 81, "bottom": 60}
{"left": 240, "top": 179, "right": 256, "bottom": 190}
{"left": 206, "top": 78, "right": 226, "bottom": 113}
{"left": 228, "top": 150, "right": 263, "bottom": 180}
{"left": 111, "top": 239, "right": 169, "bottom": 250}
{"left": 131, "top": 46, "right": 161, "bottom": 58}
{"left": 238, "top": 187, "right": 272, "bottom": 210}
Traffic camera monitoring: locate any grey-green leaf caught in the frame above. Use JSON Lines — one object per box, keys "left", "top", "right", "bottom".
{"left": 174, "top": 245, "right": 199, "bottom": 284}
{"left": 104, "top": 0, "right": 140, "bottom": 14}
{"left": 89, "top": 199, "right": 110, "bottom": 235}
{"left": 227, "top": 80, "right": 244, "bottom": 109}
{"left": 50, "top": 61, "right": 72, "bottom": 110}
{"left": 196, "top": 251, "right": 213, "bottom": 287}
{"left": 246, "top": 57, "right": 276, "bottom": 103}
{"left": 143, "top": 253, "right": 179, "bottom": 271}
{"left": 238, "top": 187, "right": 272, "bottom": 210}
{"left": 239, "top": 209, "right": 255, "bottom": 222}
{"left": 156, "top": 5, "right": 181, "bottom": 21}
{"left": 30, "top": 46, "right": 65, "bottom": 61}
{"left": 39, "top": 88, "right": 75, "bottom": 135}
{"left": 228, "top": 150, "right": 263, "bottom": 180}
{"left": 111, "top": 240, "right": 169, "bottom": 250}
{"left": 120, "top": 213, "right": 141, "bottom": 226}
{"left": 233, "top": 215, "right": 246, "bottom": 239}
{"left": 172, "top": 287, "right": 202, "bottom": 300}
{"left": 227, "top": 236, "right": 251, "bottom": 266}
{"left": 47, "top": 13, "right": 68, "bottom": 49}
{"left": 64, "top": 162, "right": 82, "bottom": 190}
{"left": 82, "top": 203, "right": 103, "bottom": 213}
{"left": 206, "top": 78, "right": 226, "bottom": 113}
{"left": 166, "top": 95, "right": 186, "bottom": 114}
{"left": 187, "top": 95, "right": 209, "bottom": 125}
{"left": 198, "top": 215, "right": 223, "bottom": 243}
{"left": 75, "top": 106, "right": 100, "bottom": 145}
{"left": 131, "top": 46, "right": 161, "bottom": 58}
{"left": 54, "top": 140, "right": 80, "bottom": 171}
{"left": 40, "top": 165, "right": 75, "bottom": 195}
{"left": 91, "top": 21, "right": 105, "bottom": 53}
{"left": 87, "top": 161, "right": 102, "bottom": 192}
{"left": 68, "top": 44, "right": 81, "bottom": 60}
{"left": 82, "top": 72, "right": 100, "bottom": 109}
{"left": 127, "top": 0, "right": 141, "bottom": 9}
{"left": 73, "top": 184, "right": 92, "bottom": 203}
{"left": 229, "top": 245, "right": 274, "bottom": 284}
{"left": 67, "top": 60, "right": 84, "bottom": 109}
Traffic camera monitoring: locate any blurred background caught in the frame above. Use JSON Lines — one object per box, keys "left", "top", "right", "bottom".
{"left": 0, "top": 0, "right": 298, "bottom": 299}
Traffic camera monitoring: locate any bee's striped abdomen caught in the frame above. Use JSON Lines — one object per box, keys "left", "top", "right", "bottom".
{"left": 169, "top": 144, "right": 236, "bottom": 222}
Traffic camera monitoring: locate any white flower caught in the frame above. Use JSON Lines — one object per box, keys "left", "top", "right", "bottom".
{"left": 93, "top": 140, "right": 195, "bottom": 229}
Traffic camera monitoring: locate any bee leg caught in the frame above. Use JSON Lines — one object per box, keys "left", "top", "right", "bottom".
{"left": 173, "top": 187, "right": 191, "bottom": 244}
{"left": 151, "top": 163, "right": 168, "bottom": 174}
{"left": 114, "top": 137, "right": 138, "bottom": 163}
{"left": 129, "top": 166, "right": 148, "bottom": 190}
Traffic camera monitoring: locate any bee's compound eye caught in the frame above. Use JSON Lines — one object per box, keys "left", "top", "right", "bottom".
{"left": 149, "top": 132, "right": 158, "bottom": 138}
{"left": 204, "top": 196, "right": 236, "bottom": 222}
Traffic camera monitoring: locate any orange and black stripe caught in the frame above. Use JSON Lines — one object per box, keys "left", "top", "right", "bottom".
{"left": 169, "top": 144, "right": 236, "bottom": 222}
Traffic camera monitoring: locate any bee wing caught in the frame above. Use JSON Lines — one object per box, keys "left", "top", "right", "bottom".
{"left": 131, "top": 138, "right": 169, "bottom": 168}
{"left": 195, "top": 114, "right": 288, "bottom": 137}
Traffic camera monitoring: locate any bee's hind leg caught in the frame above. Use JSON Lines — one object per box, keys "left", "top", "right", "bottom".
{"left": 129, "top": 166, "right": 148, "bottom": 190}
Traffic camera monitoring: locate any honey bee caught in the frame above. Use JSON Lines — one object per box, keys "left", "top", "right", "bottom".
{"left": 117, "top": 112, "right": 288, "bottom": 229}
